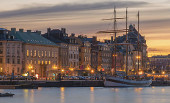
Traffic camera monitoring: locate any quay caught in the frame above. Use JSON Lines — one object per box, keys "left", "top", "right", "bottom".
{"left": 1, "top": 80, "right": 170, "bottom": 89}
{"left": 0, "top": 80, "right": 104, "bottom": 88}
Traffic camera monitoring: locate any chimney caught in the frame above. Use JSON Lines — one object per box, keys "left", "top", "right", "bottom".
{"left": 61, "top": 28, "right": 66, "bottom": 34}
{"left": 19, "top": 29, "right": 24, "bottom": 32}
{"left": 27, "top": 30, "right": 31, "bottom": 33}
{"left": 36, "top": 31, "right": 41, "bottom": 35}
{"left": 11, "top": 28, "right": 16, "bottom": 33}
{"left": 47, "top": 28, "right": 51, "bottom": 37}
{"left": 71, "top": 33, "right": 75, "bottom": 37}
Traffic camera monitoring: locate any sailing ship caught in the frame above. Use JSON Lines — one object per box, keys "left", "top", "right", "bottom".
{"left": 98, "top": 7, "right": 152, "bottom": 87}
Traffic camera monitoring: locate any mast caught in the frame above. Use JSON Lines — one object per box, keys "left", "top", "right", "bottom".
{"left": 114, "top": 7, "right": 117, "bottom": 75}
{"left": 137, "top": 11, "right": 140, "bottom": 75}
{"left": 125, "top": 8, "right": 128, "bottom": 76}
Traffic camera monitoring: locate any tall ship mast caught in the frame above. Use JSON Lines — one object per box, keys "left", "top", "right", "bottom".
{"left": 98, "top": 7, "right": 152, "bottom": 87}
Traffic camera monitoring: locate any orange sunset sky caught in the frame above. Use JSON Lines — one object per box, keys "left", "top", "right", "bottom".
{"left": 0, "top": 0, "right": 170, "bottom": 57}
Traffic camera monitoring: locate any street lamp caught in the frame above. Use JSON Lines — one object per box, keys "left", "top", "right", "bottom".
{"left": 162, "top": 71, "right": 165, "bottom": 75}
{"left": 91, "top": 70, "right": 94, "bottom": 73}
{"left": 152, "top": 71, "right": 155, "bottom": 74}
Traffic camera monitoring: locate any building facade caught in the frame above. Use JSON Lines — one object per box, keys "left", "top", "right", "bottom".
{"left": 9, "top": 28, "right": 59, "bottom": 78}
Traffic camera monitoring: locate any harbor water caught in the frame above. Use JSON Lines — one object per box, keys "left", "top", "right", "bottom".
{"left": 0, "top": 87, "right": 170, "bottom": 103}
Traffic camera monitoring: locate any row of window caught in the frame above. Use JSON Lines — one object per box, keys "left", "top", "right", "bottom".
{"left": 69, "top": 54, "right": 79, "bottom": 59}
{"left": 84, "top": 57, "right": 90, "bottom": 62}
{"left": 69, "top": 46, "right": 79, "bottom": 51}
{"left": 27, "top": 50, "right": 58, "bottom": 58}
{"left": 6, "top": 43, "right": 21, "bottom": 47}
{"left": 102, "top": 53, "right": 112, "bottom": 57}
{"left": 6, "top": 58, "right": 20, "bottom": 64}
{"left": 70, "top": 61, "right": 79, "bottom": 67}
{"left": 7, "top": 48, "right": 20, "bottom": 56}
{"left": 27, "top": 60, "right": 57, "bottom": 65}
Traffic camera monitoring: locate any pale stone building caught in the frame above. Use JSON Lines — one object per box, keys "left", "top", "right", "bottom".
{"left": 0, "top": 28, "right": 23, "bottom": 75}
{"left": 68, "top": 34, "right": 79, "bottom": 70}
{"left": 9, "top": 28, "right": 59, "bottom": 78}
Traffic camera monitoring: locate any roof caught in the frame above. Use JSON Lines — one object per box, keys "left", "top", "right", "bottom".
{"left": 9, "top": 31, "right": 58, "bottom": 46}
{"left": 0, "top": 28, "right": 7, "bottom": 31}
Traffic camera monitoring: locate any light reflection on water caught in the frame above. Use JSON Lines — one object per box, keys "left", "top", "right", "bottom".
{"left": 0, "top": 87, "right": 170, "bottom": 103}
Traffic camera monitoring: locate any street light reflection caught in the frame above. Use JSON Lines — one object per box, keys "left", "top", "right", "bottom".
{"left": 60, "top": 87, "right": 65, "bottom": 103}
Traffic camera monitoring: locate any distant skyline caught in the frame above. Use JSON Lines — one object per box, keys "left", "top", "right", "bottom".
{"left": 0, "top": 0, "right": 170, "bottom": 56}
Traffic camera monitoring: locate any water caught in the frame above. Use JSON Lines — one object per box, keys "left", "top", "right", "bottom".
{"left": 0, "top": 87, "right": 170, "bottom": 103}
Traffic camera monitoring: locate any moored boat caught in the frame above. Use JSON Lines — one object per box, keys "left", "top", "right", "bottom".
{"left": 0, "top": 93, "right": 15, "bottom": 97}
{"left": 104, "top": 76, "right": 152, "bottom": 87}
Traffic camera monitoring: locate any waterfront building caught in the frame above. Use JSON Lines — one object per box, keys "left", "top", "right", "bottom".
{"left": 43, "top": 28, "right": 69, "bottom": 71}
{"left": 98, "top": 43, "right": 112, "bottom": 73}
{"left": 9, "top": 28, "right": 59, "bottom": 78}
{"left": 67, "top": 34, "right": 79, "bottom": 70}
{"left": 88, "top": 36, "right": 99, "bottom": 71}
{"left": 0, "top": 28, "right": 23, "bottom": 75}
{"left": 77, "top": 35, "right": 91, "bottom": 70}
{"left": 149, "top": 55, "right": 170, "bottom": 73}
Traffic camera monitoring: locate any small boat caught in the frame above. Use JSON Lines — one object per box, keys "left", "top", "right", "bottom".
{"left": 0, "top": 93, "right": 15, "bottom": 97}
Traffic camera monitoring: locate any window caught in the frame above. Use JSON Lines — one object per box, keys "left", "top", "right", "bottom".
{"left": 38, "top": 60, "right": 40, "bottom": 64}
{"left": 0, "top": 49, "right": 3, "bottom": 54}
{"left": 45, "top": 61, "right": 47, "bottom": 64}
{"left": 12, "top": 58, "right": 15, "bottom": 64}
{"left": 30, "top": 50, "right": 32, "bottom": 56}
{"left": 45, "top": 51, "right": 47, "bottom": 57}
{"left": 38, "top": 51, "right": 40, "bottom": 57}
{"left": 41, "top": 61, "right": 44, "bottom": 64}
{"left": 27, "top": 50, "right": 29, "bottom": 56}
{"left": 17, "top": 48, "right": 20, "bottom": 56}
{"left": 34, "top": 50, "right": 36, "bottom": 57}
{"left": 42, "top": 51, "right": 44, "bottom": 57}
{"left": 49, "top": 61, "right": 51, "bottom": 64}
{"left": 7, "top": 48, "right": 10, "bottom": 54}
{"left": 49, "top": 51, "right": 50, "bottom": 57}
{"left": 7, "top": 58, "right": 10, "bottom": 63}
{"left": 17, "top": 68, "right": 20, "bottom": 73}
{"left": 52, "top": 52, "right": 54, "bottom": 57}
{"left": 17, "top": 59, "right": 20, "bottom": 64}
{"left": 0, "top": 58, "right": 2, "bottom": 63}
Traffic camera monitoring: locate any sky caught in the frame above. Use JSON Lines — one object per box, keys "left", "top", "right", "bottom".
{"left": 0, "top": 0, "right": 170, "bottom": 56}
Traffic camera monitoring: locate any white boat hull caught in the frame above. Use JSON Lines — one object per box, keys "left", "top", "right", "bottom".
{"left": 104, "top": 76, "right": 152, "bottom": 87}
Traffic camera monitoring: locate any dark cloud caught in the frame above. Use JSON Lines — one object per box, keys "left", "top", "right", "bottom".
{"left": 148, "top": 48, "right": 161, "bottom": 52}
{"left": 0, "top": 1, "right": 148, "bottom": 18}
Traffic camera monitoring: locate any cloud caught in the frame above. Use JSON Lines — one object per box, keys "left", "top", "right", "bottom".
{"left": 148, "top": 48, "right": 161, "bottom": 52}
{"left": 0, "top": 1, "right": 148, "bottom": 18}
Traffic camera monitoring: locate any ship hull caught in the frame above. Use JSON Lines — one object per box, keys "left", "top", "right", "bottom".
{"left": 104, "top": 76, "right": 152, "bottom": 87}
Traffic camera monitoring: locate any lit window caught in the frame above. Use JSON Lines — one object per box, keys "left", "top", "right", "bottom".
{"left": 27, "top": 50, "right": 29, "bottom": 56}
{"left": 45, "top": 61, "right": 47, "bottom": 64}
{"left": 38, "top": 51, "right": 40, "bottom": 57}
{"left": 34, "top": 50, "right": 36, "bottom": 56}
{"left": 42, "top": 61, "right": 44, "bottom": 64}
{"left": 45, "top": 51, "right": 47, "bottom": 57}
{"left": 30, "top": 50, "right": 32, "bottom": 56}
{"left": 42, "top": 51, "right": 44, "bottom": 57}
{"left": 38, "top": 60, "right": 40, "bottom": 64}
{"left": 49, "top": 61, "right": 51, "bottom": 64}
